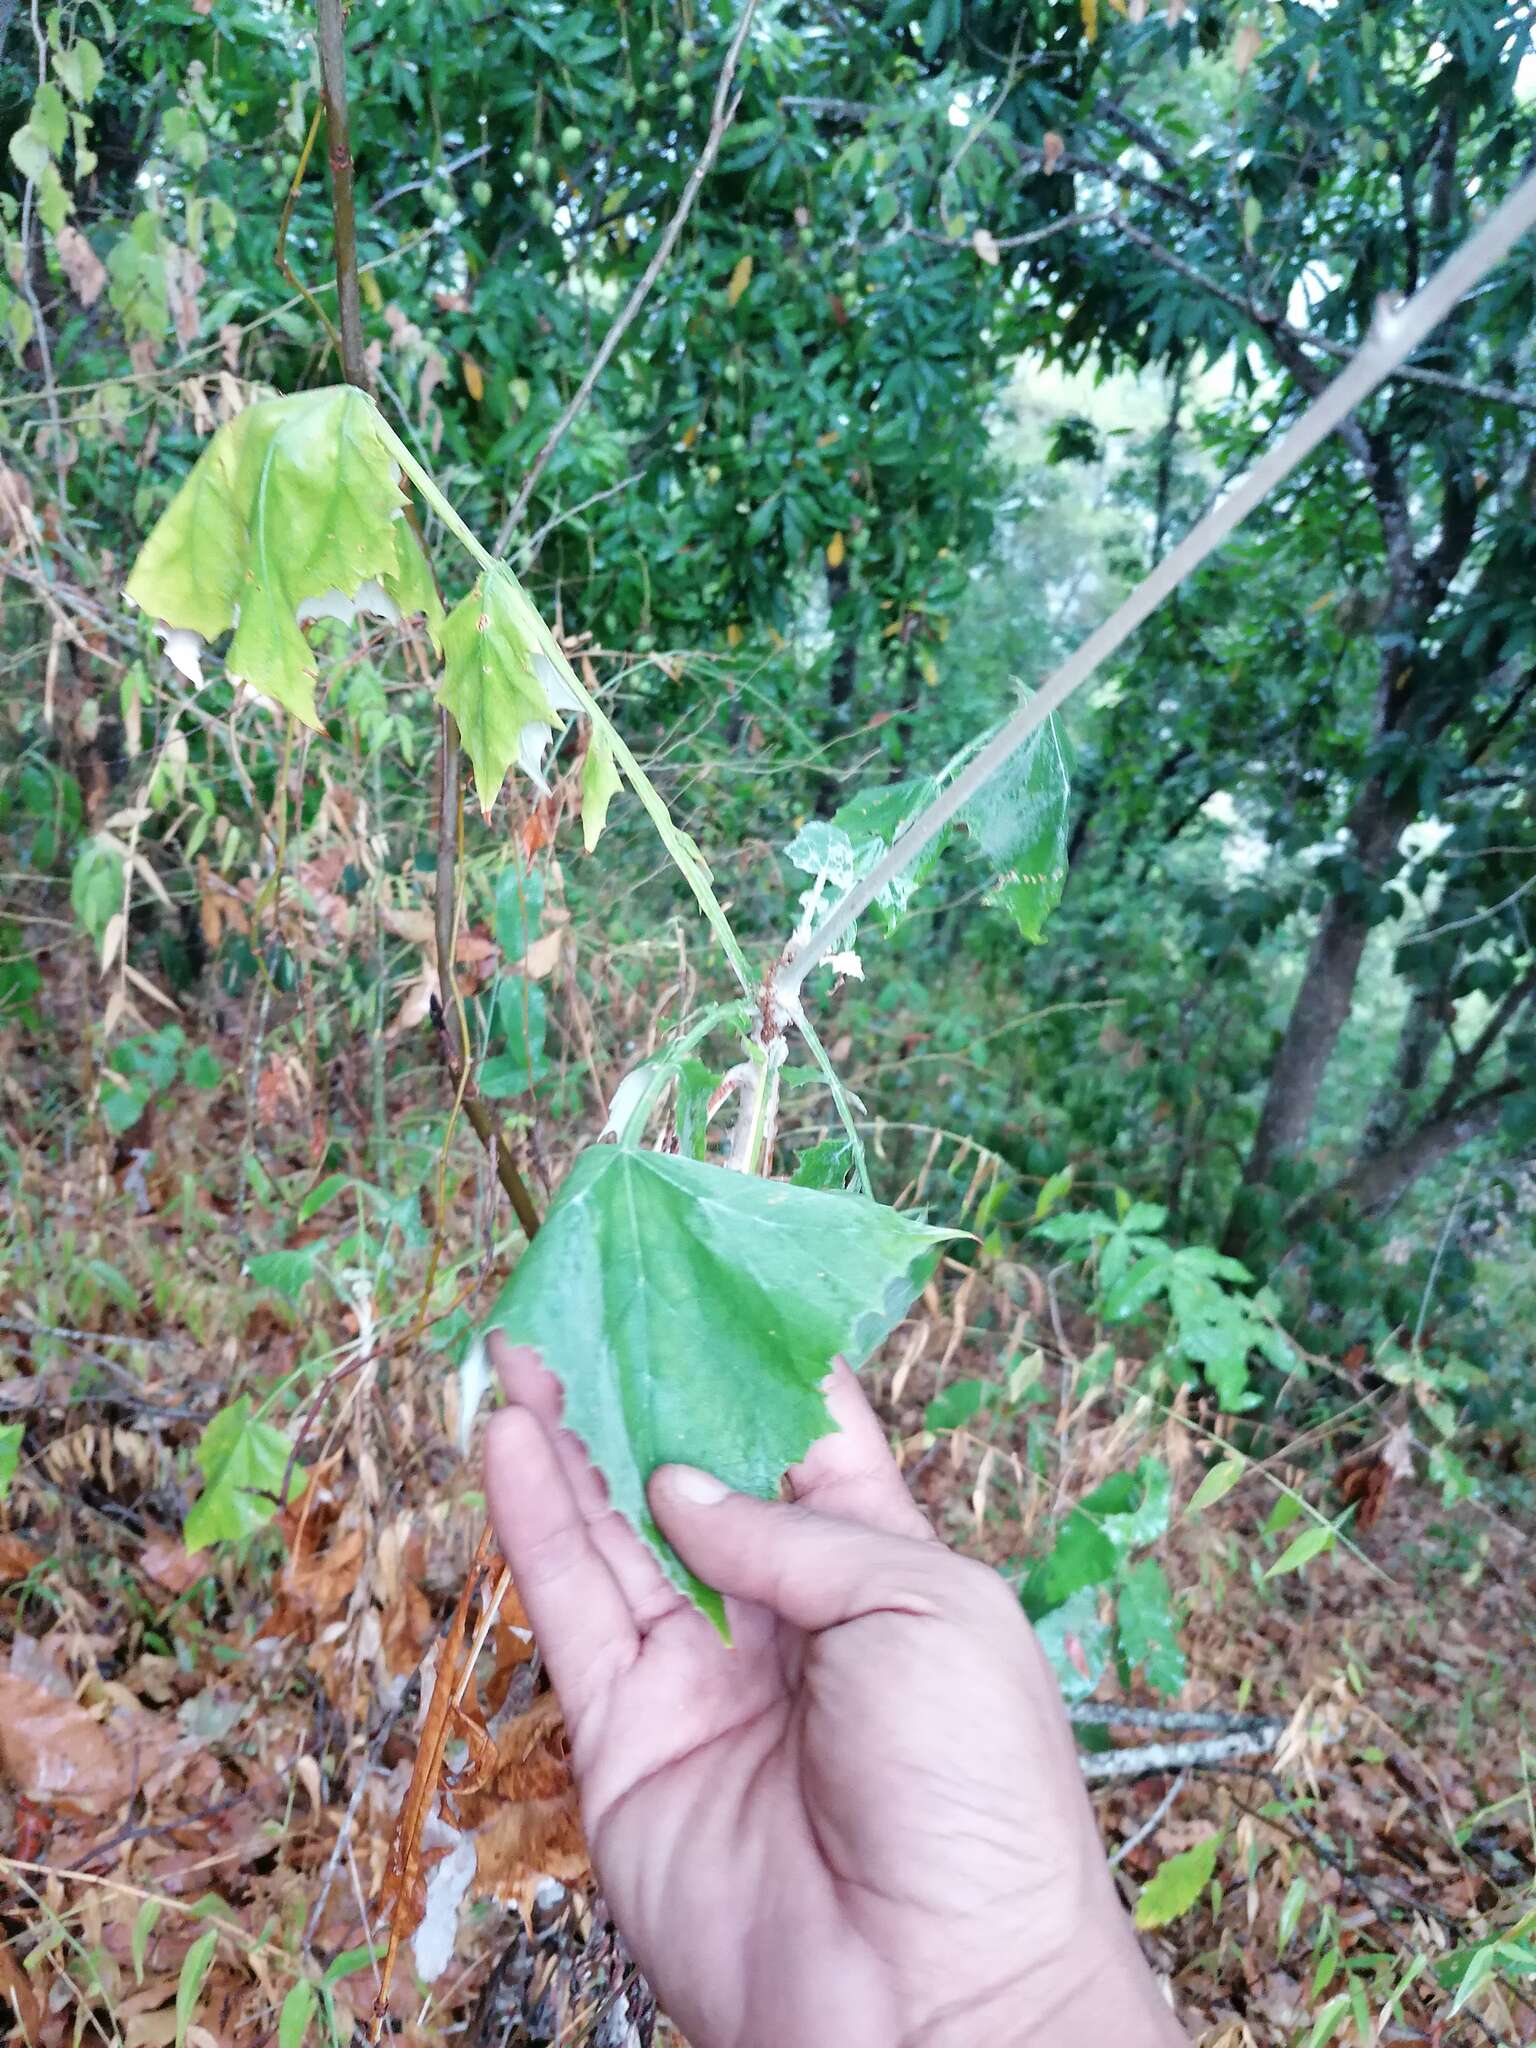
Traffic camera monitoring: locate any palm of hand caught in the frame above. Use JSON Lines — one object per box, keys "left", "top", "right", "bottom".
{"left": 485, "top": 1341, "right": 1167, "bottom": 2048}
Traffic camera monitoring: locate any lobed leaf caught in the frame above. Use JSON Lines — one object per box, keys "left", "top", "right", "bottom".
{"left": 439, "top": 566, "right": 578, "bottom": 816}
{"left": 473, "top": 1146, "right": 954, "bottom": 1628}
{"left": 124, "top": 387, "right": 442, "bottom": 728}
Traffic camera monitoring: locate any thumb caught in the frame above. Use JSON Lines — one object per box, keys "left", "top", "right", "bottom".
{"left": 648, "top": 1465, "right": 938, "bottom": 1633}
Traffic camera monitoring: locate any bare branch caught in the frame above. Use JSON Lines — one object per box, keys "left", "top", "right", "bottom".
{"left": 493, "top": 0, "right": 760, "bottom": 553}
{"left": 315, "top": 0, "right": 369, "bottom": 392}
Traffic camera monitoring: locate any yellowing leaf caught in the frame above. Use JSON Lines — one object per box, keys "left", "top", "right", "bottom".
{"left": 1233, "top": 19, "right": 1262, "bottom": 74}
{"left": 439, "top": 567, "right": 573, "bottom": 817}
{"left": 123, "top": 387, "right": 443, "bottom": 728}
{"left": 972, "top": 227, "right": 1000, "bottom": 265}
{"left": 726, "top": 254, "right": 753, "bottom": 307}
{"left": 360, "top": 269, "right": 383, "bottom": 311}
{"left": 1043, "top": 130, "right": 1065, "bottom": 173}
{"left": 1135, "top": 1834, "right": 1220, "bottom": 1929}
{"left": 462, "top": 354, "right": 485, "bottom": 401}
{"left": 1081, "top": 0, "right": 1098, "bottom": 42}
{"left": 825, "top": 530, "right": 845, "bottom": 569}
{"left": 726, "top": 621, "right": 744, "bottom": 647}
{"left": 581, "top": 723, "right": 623, "bottom": 852}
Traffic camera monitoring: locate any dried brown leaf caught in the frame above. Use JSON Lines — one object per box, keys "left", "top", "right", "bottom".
{"left": 0, "top": 1673, "right": 130, "bottom": 1814}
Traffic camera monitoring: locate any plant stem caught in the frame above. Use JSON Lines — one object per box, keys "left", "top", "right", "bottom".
{"left": 315, "top": 0, "right": 368, "bottom": 392}
{"left": 775, "top": 164, "right": 1536, "bottom": 1002}
{"left": 375, "top": 417, "right": 756, "bottom": 997}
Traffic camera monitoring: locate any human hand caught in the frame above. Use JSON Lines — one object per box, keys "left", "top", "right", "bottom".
{"left": 483, "top": 1337, "right": 1184, "bottom": 2048}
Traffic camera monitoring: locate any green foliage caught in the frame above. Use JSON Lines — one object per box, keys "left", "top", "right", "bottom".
{"left": 1034, "top": 1196, "right": 1294, "bottom": 1410}
{"left": 440, "top": 569, "right": 568, "bottom": 816}
{"left": 184, "top": 1398, "right": 299, "bottom": 1551}
{"left": 1015, "top": 1455, "right": 1186, "bottom": 1701}
{"left": 124, "top": 388, "right": 442, "bottom": 727}
{"left": 474, "top": 1144, "right": 954, "bottom": 1626}
{"left": 1135, "top": 1834, "right": 1222, "bottom": 1931}
{"left": 0, "top": 1421, "right": 21, "bottom": 1502}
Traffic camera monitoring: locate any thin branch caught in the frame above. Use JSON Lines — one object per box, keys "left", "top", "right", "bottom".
{"left": 316, "top": 0, "right": 369, "bottom": 392}
{"left": 514, "top": 469, "right": 644, "bottom": 567}
{"left": 776, "top": 169, "right": 1536, "bottom": 1001}
{"left": 1108, "top": 1772, "right": 1187, "bottom": 1868}
{"left": 493, "top": 0, "right": 759, "bottom": 552}
{"left": 18, "top": 0, "right": 66, "bottom": 510}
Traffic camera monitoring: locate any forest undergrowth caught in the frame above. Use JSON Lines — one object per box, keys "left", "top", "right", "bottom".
{"left": 3, "top": 906, "right": 1532, "bottom": 2048}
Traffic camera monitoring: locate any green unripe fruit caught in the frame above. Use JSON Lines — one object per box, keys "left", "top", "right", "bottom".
{"left": 706, "top": 463, "right": 722, "bottom": 484}
{"left": 635, "top": 116, "right": 651, "bottom": 138}
{"left": 621, "top": 84, "right": 638, "bottom": 111}
{"left": 798, "top": 226, "right": 814, "bottom": 248}
{"left": 672, "top": 67, "right": 689, "bottom": 91}
{"left": 427, "top": 186, "right": 454, "bottom": 219}
{"left": 677, "top": 91, "right": 695, "bottom": 117}
{"left": 260, "top": 152, "right": 276, "bottom": 174}
{"left": 722, "top": 362, "right": 739, "bottom": 385}
{"left": 280, "top": 151, "right": 298, "bottom": 175}
{"left": 534, "top": 153, "right": 550, "bottom": 182}
{"left": 560, "top": 124, "right": 582, "bottom": 151}
{"left": 533, "top": 192, "right": 556, "bottom": 224}
{"left": 679, "top": 35, "right": 698, "bottom": 59}
{"left": 729, "top": 432, "right": 747, "bottom": 454}
{"left": 471, "top": 178, "right": 492, "bottom": 207}
{"left": 645, "top": 27, "right": 663, "bottom": 50}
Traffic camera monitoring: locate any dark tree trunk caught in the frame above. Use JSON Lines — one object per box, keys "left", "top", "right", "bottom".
{"left": 1232, "top": 775, "right": 1408, "bottom": 1207}
{"left": 1358, "top": 983, "right": 1449, "bottom": 1160}
{"left": 1290, "top": 1079, "right": 1518, "bottom": 1227}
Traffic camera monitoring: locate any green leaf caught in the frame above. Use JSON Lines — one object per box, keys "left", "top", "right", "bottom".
{"left": 960, "top": 708, "right": 1071, "bottom": 942}
{"left": 124, "top": 388, "right": 442, "bottom": 729}
{"left": 175, "top": 1928, "right": 218, "bottom": 2048}
{"left": 924, "top": 1377, "right": 1000, "bottom": 1432}
{"left": 30, "top": 82, "right": 70, "bottom": 154}
{"left": 184, "top": 1398, "right": 301, "bottom": 1550}
{"left": 476, "top": 1147, "right": 954, "bottom": 1626}
{"left": 278, "top": 1980, "right": 317, "bottom": 2048}
{"left": 0, "top": 1422, "right": 22, "bottom": 1502}
{"left": 439, "top": 567, "right": 569, "bottom": 816}
{"left": 672, "top": 1057, "right": 718, "bottom": 1161}
{"left": 8, "top": 127, "right": 51, "bottom": 181}
{"left": 1264, "top": 1520, "right": 1336, "bottom": 1578}
{"left": 581, "top": 724, "right": 623, "bottom": 850}
{"left": 298, "top": 1173, "right": 350, "bottom": 1223}
{"left": 246, "top": 1244, "right": 324, "bottom": 1301}
{"left": 791, "top": 1133, "right": 856, "bottom": 1191}
{"left": 482, "top": 979, "right": 548, "bottom": 1096}
{"left": 1115, "top": 1557, "right": 1185, "bottom": 1696}
{"left": 55, "top": 38, "right": 105, "bottom": 103}
{"left": 131, "top": 1897, "right": 162, "bottom": 1984}
{"left": 1102, "top": 1252, "right": 1169, "bottom": 1322}
{"left": 1032, "top": 1166, "right": 1073, "bottom": 1220}
{"left": 1032, "top": 1583, "right": 1110, "bottom": 1702}
{"left": 1134, "top": 1833, "right": 1220, "bottom": 1930}
{"left": 183, "top": 1044, "right": 223, "bottom": 1090}
{"left": 492, "top": 860, "right": 544, "bottom": 962}
{"left": 1187, "top": 1457, "right": 1245, "bottom": 1514}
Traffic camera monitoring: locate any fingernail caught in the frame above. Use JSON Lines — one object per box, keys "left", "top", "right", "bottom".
{"left": 659, "top": 1464, "right": 729, "bottom": 1505}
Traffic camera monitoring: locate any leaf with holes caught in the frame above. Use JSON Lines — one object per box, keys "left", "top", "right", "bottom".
{"left": 124, "top": 387, "right": 442, "bottom": 726}
{"left": 439, "top": 566, "right": 580, "bottom": 816}
{"left": 471, "top": 1147, "right": 954, "bottom": 1629}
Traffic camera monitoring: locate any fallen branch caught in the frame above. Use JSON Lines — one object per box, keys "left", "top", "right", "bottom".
{"left": 1080, "top": 1722, "right": 1285, "bottom": 1784}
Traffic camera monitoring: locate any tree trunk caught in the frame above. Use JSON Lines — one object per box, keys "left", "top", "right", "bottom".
{"left": 1358, "top": 983, "right": 1448, "bottom": 1160}
{"left": 1290, "top": 1079, "right": 1517, "bottom": 1226}
{"left": 1232, "top": 778, "right": 1408, "bottom": 1203}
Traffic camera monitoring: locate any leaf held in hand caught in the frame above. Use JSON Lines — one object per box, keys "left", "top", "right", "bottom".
{"left": 475, "top": 1147, "right": 954, "bottom": 1628}
{"left": 1134, "top": 1833, "right": 1220, "bottom": 1929}
{"left": 124, "top": 387, "right": 442, "bottom": 727}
